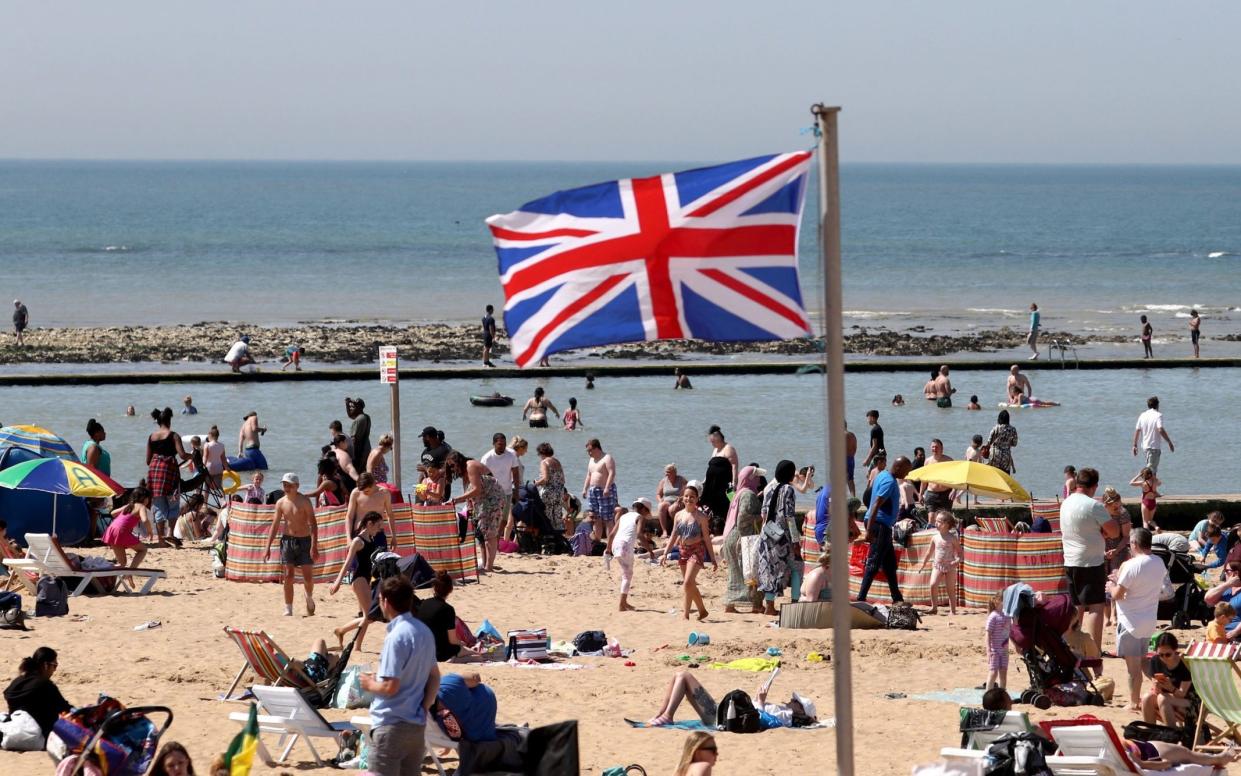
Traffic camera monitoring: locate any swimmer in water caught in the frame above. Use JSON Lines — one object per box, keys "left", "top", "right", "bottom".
{"left": 563, "top": 397, "right": 583, "bottom": 430}
{"left": 674, "top": 368, "right": 693, "bottom": 390}
{"left": 891, "top": 394, "right": 905, "bottom": 406}
{"left": 922, "top": 368, "right": 938, "bottom": 401}
{"left": 125, "top": 405, "right": 136, "bottom": 417}
{"left": 1006, "top": 365, "right": 1032, "bottom": 405}
{"left": 966, "top": 395, "right": 982, "bottom": 410}
{"left": 522, "top": 386, "right": 560, "bottom": 428}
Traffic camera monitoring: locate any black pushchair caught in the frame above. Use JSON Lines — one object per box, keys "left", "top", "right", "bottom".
{"left": 1009, "top": 591, "right": 1104, "bottom": 710}
{"left": 1152, "top": 545, "right": 1212, "bottom": 629}
{"left": 48, "top": 696, "right": 173, "bottom": 776}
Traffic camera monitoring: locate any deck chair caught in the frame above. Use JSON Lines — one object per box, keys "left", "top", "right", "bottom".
{"left": 228, "top": 685, "right": 354, "bottom": 766}
{"left": 0, "top": 538, "right": 38, "bottom": 594}
{"left": 350, "top": 713, "right": 456, "bottom": 776}
{"left": 1041, "top": 719, "right": 1220, "bottom": 776}
{"left": 221, "top": 627, "right": 316, "bottom": 701}
{"left": 1183, "top": 641, "right": 1241, "bottom": 751}
{"left": 5, "top": 533, "right": 165, "bottom": 596}
{"left": 221, "top": 626, "right": 358, "bottom": 706}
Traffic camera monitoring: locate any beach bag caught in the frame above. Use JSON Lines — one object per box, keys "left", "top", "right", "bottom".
{"left": 984, "top": 733, "right": 1054, "bottom": 776}
{"left": 332, "top": 665, "right": 375, "bottom": 710}
{"left": 741, "top": 535, "right": 762, "bottom": 584}
{"left": 715, "top": 689, "right": 761, "bottom": 734}
{"left": 47, "top": 696, "right": 129, "bottom": 772}
{"left": 885, "top": 601, "right": 921, "bottom": 630}
{"left": 1122, "top": 720, "right": 1182, "bottom": 745}
{"left": 0, "top": 710, "right": 45, "bottom": 751}
{"left": 506, "top": 628, "right": 549, "bottom": 661}
{"left": 35, "top": 575, "right": 69, "bottom": 617}
{"left": 0, "top": 591, "right": 23, "bottom": 630}
{"left": 572, "top": 630, "right": 608, "bottom": 654}
{"left": 431, "top": 698, "right": 464, "bottom": 742}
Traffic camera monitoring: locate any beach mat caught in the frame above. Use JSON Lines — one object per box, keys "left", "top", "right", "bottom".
{"left": 624, "top": 718, "right": 712, "bottom": 730}
{"left": 778, "top": 600, "right": 884, "bottom": 630}
{"left": 909, "top": 688, "right": 1020, "bottom": 706}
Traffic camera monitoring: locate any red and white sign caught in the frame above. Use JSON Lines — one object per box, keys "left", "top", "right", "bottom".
{"left": 379, "top": 346, "right": 398, "bottom": 384}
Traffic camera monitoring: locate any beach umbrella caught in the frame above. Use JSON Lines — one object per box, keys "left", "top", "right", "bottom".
{"left": 0, "top": 425, "right": 80, "bottom": 462}
{"left": 904, "top": 460, "right": 1031, "bottom": 502}
{"left": 0, "top": 458, "right": 120, "bottom": 534}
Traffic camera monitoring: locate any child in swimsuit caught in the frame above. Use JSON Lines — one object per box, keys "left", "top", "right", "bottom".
{"left": 917, "top": 510, "right": 960, "bottom": 615}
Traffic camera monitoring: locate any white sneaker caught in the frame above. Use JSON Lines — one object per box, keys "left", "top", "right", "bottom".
{"left": 283, "top": 604, "right": 293, "bottom": 616}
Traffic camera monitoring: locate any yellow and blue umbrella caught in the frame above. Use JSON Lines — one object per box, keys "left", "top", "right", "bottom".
{"left": 0, "top": 425, "right": 80, "bottom": 462}
{"left": 0, "top": 458, "right": 121, "bottom": 534}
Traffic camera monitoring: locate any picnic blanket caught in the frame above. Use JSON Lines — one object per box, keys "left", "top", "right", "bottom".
{"left": 224, "top": 502, "right": 477, "bottom": 583}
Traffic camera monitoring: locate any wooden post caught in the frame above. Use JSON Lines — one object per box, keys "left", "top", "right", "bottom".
{"left": 813, "top": 102, "right": 854, "bottom": 776}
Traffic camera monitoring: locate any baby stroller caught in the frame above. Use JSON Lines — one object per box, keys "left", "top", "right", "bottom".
{"left": 1006, "top": 586, "right": 1104, "bottom": 710}
{"left": 1152, "top": 544, "right": 1212, "bottom": 629}
{"left": 47, "top": 696, "right": 173, "bottom": 776}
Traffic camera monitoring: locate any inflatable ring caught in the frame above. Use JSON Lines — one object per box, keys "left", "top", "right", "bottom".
{"left": 221, "top": 470, "right": 242, "bottom": 495}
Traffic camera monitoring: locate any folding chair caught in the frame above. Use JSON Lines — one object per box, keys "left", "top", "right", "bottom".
{"left": 228, "top": 685, "right": 354, "bottom": 766}
{"left": 1029, "top": 499, "right": 1062, "bottom": 533}
{"left": 1183, "top": 641, "right": 1241, "bottom": 751}
{"left": 1042, "top": 719, "right": 1219, "bottom": 776}
{"left": 0, "top": 538, "right": 38, "bottom": 594}
{"left": 221, "top": 627, "right": 316, "bottom": 701}
{"left": 5, "top": 533, "right": 165, "bottom": 596}
{"left": 350, "top": 713, "right": 456, "bottom": 776}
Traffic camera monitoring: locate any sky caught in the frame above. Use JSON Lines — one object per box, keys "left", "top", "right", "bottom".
{"left": 3, "top": 2, "right": 1240, "bottom": 163}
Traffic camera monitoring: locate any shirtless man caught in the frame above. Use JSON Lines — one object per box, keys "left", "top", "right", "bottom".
{"left": 932, "top": 365, "right": 956, "bottom": 408}
{"left": 1006, "top": 365, "right": 1033, "bottom": 405}
{"left": 238, "top": 411, "right": 266, "bottom": 457}
{"left": 582, "top": 438, "right": 618, "bottom": 541}
{"left": 844, "top": 422, "right": 858, "bottom": 497}
{"left": 263, "top": 473, "right": 319, "bottom": 617}
{"left": 346, "top": 472, "right": 398, "bottom": 548}
{"left": 919, "top": 439, "right": 956, "bottom": 512}
{"left": 922, "top": 368, "right": 938, "bottom": 401}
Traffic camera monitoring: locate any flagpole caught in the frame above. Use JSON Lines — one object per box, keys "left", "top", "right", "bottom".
{"left": 813, "top": 103, "right": 853, "bottom": 776}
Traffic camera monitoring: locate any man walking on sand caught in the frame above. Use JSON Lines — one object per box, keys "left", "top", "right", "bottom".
{"left": 12, "top": 300, "right": 28, "bottom": 347}
{"left": 1027, "top": 303, "right": 1040, "bottom": 360}
{"left": 481, "top": 305, "right": 497, "bottom": 367}
{"left": 1060, "top": 467, "right": 1120, "bottom": 654}
{"left": 582, "top": 438, "right": 618, "bottom": 541}
{"left": 1133, "top": 396, "right": 1174, "bottom": 475}
{"left": 1109, "top": 527, "right": 1173, "bottom": 713}
{"left": 264, "top": 473, "right": 319, "bottom": 617}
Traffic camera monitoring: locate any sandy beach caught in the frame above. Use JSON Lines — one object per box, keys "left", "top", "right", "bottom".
{"left": 0, "top": 542, "right": 1160, "bottom": 776}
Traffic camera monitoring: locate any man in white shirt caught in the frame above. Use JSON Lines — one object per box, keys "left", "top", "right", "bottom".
{"left": 1060, "top": 467, "right": 1120, "bottom": 654}
{"left": 224, "top": 335, "right": 255, "bottom": 372}
{"left": 1109, "top": 527, "right": 1173, "bottom": 712}
{"left": 479, "top": 432, "right": 520, "bottom": 539}
{"left": 1132, "top": 396, "right": 1175, "bottom": 475}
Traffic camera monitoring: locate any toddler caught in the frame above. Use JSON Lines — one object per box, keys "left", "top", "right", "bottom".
{"left": 917, "top": 510, "right": 960, "bottom": 615}
{"left": 1208, "top": 602, "right": 1235, "bottom": 644}
{"left": 985, "top": 592, "right": 1012, "bottom": 689}
{"left": 243, "top": 471, "right": 265, "bottom": 504}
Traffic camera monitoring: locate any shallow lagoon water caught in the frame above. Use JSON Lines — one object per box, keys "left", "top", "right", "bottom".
{"left": 0, "top": 366, "right": 1232, "bottom": 507}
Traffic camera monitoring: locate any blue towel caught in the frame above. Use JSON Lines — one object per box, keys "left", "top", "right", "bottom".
{"left": 909, "top": 688, "right": 1020, "bottom": 706}
{"left": 624, "top": 718, "right": 712, "bottom": 730}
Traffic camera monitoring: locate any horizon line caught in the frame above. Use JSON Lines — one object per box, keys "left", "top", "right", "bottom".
{"left": 2, "top": 156, "right": 1241, "bottom": 168}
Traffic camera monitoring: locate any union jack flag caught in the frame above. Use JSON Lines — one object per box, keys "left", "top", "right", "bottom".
{"left": 486, "top": 152, "right": 814, "bottom": 367}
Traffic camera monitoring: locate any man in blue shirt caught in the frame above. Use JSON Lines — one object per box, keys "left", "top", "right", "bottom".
{"left": 814, "top": 484, "right": 830, "bottom": 548}
{"left": 437, "top": 672, "right": 497, "bottom": 742}
{"left": 361, "top": 576, "right": 440, "bottom": 776}
{"left": 856, "top": 456, "right": 911, "bottom": 603}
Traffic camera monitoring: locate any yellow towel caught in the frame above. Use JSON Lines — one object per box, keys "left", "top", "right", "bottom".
{"left": 709, "top": 657, "right": 781, "bottom": 672}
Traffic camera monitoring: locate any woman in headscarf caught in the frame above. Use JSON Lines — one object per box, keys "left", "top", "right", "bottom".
{"left": 721, "top": 466, "right": 764, "bottom": 614}
{"left": 757, "top": 460, "right": 802, "bottom": 616}
{"left": 985, "top": 410, "right": 1019, "bottom": 474}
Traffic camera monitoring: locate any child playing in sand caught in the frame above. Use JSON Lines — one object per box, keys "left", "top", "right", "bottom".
{"left": 917, "top": 511, "right": 960, "bottom": 615}
{"left": 984, "top": 592, "right": 1011, "bottom": 689}
{"left": 608, "top": 498, "right": 651, "bottom": 611}
{"left": 1129, "top": 467, "right": 1162, "bottom": 530}
{"left": 1208, "top": 602, "right": 1235, "bottom": 644}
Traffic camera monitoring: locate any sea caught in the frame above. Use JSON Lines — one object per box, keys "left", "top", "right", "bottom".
{"left": 1, "top": 161, "right": 1238, "bottom": 340}
{"left": 0, "top": 161, "right": 1239, "bottom": 499}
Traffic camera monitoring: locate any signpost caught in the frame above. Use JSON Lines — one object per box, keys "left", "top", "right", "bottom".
{"left": 379, "top": 346, "right": 401, "bottom": 490}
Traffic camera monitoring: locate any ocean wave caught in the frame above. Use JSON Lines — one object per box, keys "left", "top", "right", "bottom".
{"left": 966, "top": 308, "right": 1022, "bottom": 315}
{"left": 1208, "top": 251, "right": 1230, "bottom": 258}
{"left": 844, "top": 310, "right": 912, "bottom": 318}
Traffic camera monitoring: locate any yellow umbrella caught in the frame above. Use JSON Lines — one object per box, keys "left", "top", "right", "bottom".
{"left": 904, "top": 460, "right": 1030, "bottom": 502}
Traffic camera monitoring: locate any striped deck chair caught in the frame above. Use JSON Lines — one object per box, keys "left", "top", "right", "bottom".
{"left": 1029, "top": 499, "right": 1061, "bottom": 533}
{"left": 0, "top": 537, "right": 37, "bottom": 594}
{"left": 221, "top": 627, "right": 315, "bottom": 701}
{"left": 1184, "top": 641, "right": 1241, "bottom": 751}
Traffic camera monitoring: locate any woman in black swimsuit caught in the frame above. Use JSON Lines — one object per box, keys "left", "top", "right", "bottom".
{"left": 329, "top": 511, "right": 385, "bottom": 651}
